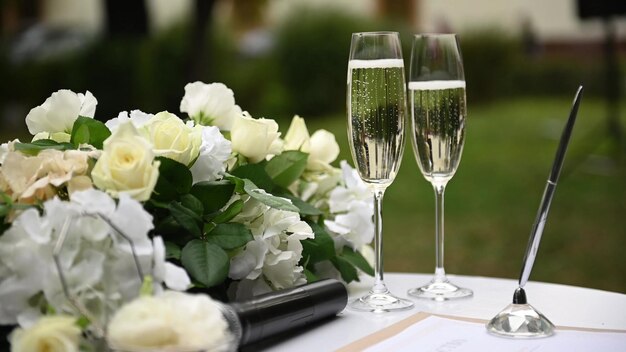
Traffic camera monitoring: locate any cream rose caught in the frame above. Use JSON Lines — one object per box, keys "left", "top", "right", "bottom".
{"left": 107, "top": 291, "right": 232, "bottom": 352}
{"left": 180, "top": 81, "right": 243, "bottom": 131}
{"left": 306, "top": 130, "right": 340, "bottom": 171}
{"left": 231, "top": 112, "right": 283, "bottom": 163}
{"left": 10, "top": 316, "right": 81, "bottom": 352}
{"left": 284, "top": 115, "right": 310, "bottom": 151}
{"left": 142, "top": 111, "right": 202, "bottom": 166}
{"left": 283, "top": 115, "right": 339, "bottom": 171}
{"left": 25, "top": 89, "right": 97, "bottom": 139}
{"left": 92, "top": 122, "right": 160, "bottom": 201}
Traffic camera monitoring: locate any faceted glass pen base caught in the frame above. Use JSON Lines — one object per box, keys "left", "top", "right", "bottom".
{"left": 350, "top": 290, "right": 414, "bottom": 313}
{"left": 486, "top": 303, "right": 555, "bottom": 338}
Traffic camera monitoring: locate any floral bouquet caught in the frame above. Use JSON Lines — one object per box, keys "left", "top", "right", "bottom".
{"left": 0, "top": 82, "right": 374, "bottom": 350}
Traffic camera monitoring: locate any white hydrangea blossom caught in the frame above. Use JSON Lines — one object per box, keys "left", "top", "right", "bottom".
{"left": 228, "top": 196, "right": 314, "bottom": 299}
{"left": 0, "top": 189, "right": 190, "bottom": 327}
{"left": 324, "top": 161, "right": 374, "bottom": 250}
{"left": 190, "top": 125, "right": 232, "bottom": 183}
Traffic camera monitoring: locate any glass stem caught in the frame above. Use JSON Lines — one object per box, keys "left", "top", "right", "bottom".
{"left": 433, "top": 183, "right": 447, "bottom": 282}
{"left": 372, "top": 188, "right": 388, "bottom": 294}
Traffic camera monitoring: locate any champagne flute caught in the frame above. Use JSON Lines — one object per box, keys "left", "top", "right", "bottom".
{"left": 407, "top": 34, "right": 473, "bottom": 300}
{"left": 347, "top": 32, "right": 413, "bottom": 312}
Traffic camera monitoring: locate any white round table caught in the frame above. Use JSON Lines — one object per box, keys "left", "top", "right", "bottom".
{"left": 256, "top": 273, "right": 626, "bottom": 352}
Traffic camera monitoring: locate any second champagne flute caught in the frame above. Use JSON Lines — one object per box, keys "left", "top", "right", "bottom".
{"left": 347, "top": 31, "right": 413, "bottom": 312}
{"left": 407, "top": 33, "right": 473, "bottom": 301}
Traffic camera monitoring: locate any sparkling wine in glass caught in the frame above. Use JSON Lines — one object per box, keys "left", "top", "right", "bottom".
{"left": 407, "top": 33, "right": 473, "bottom": 300}
{"left": 347, "top": 31, "right": 413, "bottom": 312}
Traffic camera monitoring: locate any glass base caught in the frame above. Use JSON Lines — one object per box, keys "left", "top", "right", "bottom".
{"left": 408, "top": 278, "right": 473, "bottom": 301}
{"left": 350, "top": 290, "right": 414, "bottom": 313}
{"left": 486, "top": 303, "right": 555, "bottom": 338}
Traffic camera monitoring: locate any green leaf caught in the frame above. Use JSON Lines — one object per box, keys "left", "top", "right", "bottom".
{"left": 243, "top": 180, "right": 299, "bottom": 212}
{"left": 168, "top": 201, "right": 202, "bottom": 237}
{"left": 302, "top": 222, "right": 335, "bottom": 264}
{"left": 274, "top": 190, "right": 322, "bottom": 216}
{"left": 224, "top": 174, "right": 246, "bottom": 194}
{"left": 0, "top": 204, "right": 9, "bottom": 217}
{"left": 341, "top": 247, "right": 374, "bottom": 276}
{"left": 181, "top": 240, "right": 229, "bottom": 288}
{"left": 164, "top": 241, "right": 181, "bottom": 260}
{"left": 14, "top": 139, "right": 75, "bottom": 155}
{"left": 0, "top": 190, "right": 11, "bottom": 205}
{"left": 206, "top": 223, "right": 253, "bottom": 250}
{"left": 212, "top": 198, "right": 244, "bottom": 223}
{"left": 180, "top": 194, "right": 203, "bottom": 216}
{"left": 70, "top": 116, "right": 111, "bottom": 149}
{"left": 75, "top": 316, "right": 90, "bottom": 330}
{"left": 231, "top": 163, "right": 275, "bottom": 192}
{"left": 265, "top": 151, "right": 308, "bottom": 188}
{"left": 304, "top": 268, "right": 319, "bottom": 282}
{"left": 153, "top": 157, "right": 193, "bottom": 201}
{"left": 190, "top": 180, "right": 235, "bottom": 214}
{"left": 154, "top": 215, "right": 185, "bottom": 236}
{"left": 203, "top": 222, "right": 216, "bottom": 234}
{"left": 331, "top": 256, "right": 359, "bottom": 283}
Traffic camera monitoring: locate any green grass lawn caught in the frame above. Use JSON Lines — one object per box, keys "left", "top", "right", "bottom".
{"left": 302, "top": 97, "right": 626, "bottom": 293}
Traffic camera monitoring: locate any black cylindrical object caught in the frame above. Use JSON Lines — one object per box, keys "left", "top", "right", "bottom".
{"left": 228, "top": 279, "right": 348, "bottom": 346}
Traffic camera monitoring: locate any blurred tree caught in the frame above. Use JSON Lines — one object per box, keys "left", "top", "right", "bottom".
{"left": 232, "top": 0, "right": 267, "bottom": 35}
{"left": 1, "top": 0, "right": 39, "bottom": 37}
{"left": 377, "top": 0, "right": 416, "bottom": 26}
{"left": 577, "top": 0, "right": 626, "bottom": 153}
{"left": 104, "top": 0, "right": 148, "bottom": 38}
{"left": 187, "top": 0, "right": 217, "bottom": 81}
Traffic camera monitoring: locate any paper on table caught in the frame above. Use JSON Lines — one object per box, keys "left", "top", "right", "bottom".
{"left": 338, "top": 313, "right": 626, "bottom": 352}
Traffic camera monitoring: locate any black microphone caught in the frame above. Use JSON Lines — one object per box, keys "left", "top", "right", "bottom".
{"left": 223, "top": 279, "right": 348, "bottom": 346}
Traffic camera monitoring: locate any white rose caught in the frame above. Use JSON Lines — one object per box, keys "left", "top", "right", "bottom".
{"left": 92, "top": 122, "right": 160, "bottom": 201}
{"left": 105, "top": 109, "right": 153, "bottom": 132}
{"left": 305, "top": 130, "right": 340, "bottom": 171}
{"left": 284, "top": 115, "right": 310, "bottom": 151}
{"left": 142, "top": 111, "right": 202, "bottom": 166}
{"left": 231, "top": 112, "right": 283, "bottom": 163}
{"left": 10, "top": 316, "right": 81, "bottom": 352}
{"left": 107, "top": 291, "right": 232, "bottom": 352}
{"left": 180, "top": 81, "right": 243, "bottom": 131}
{"left": 25, "top": 90, "right": 97, "bottom": 138}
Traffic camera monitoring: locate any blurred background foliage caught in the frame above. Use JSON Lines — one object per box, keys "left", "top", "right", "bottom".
{"left": 0, "top": 0, "right": 624, "bottom": 292}
{"left": 2, "top": 4, "right": 613, "bottom": 121}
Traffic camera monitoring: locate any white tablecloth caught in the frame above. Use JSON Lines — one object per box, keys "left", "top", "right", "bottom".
{"left": 257, "top": 273, "right": 626, "bottom": 352}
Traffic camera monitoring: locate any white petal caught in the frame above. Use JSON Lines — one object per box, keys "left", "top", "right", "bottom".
{"left": 15, "top": 208, "right": 50, "bottom": 244}
{"left": 163, "top": 263, "right": 191, "bottom": 291}
{"left": 229, "top": 240, "right": 267, "bottom": 280}
{"left": 78, "top": 90, "right": 98, "bottom": 118}
{"left": 108, "top": 195, "right": 153, "bottom": 256}
{"left": 70, "top": 188, "right": 117, "bottom": 216}
{"left": 190, "top": 126, "right": 231, "bottom": 183}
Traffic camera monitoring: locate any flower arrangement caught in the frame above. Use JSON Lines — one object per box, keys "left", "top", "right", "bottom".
{"left": 0, "top": 82, "right": 374, "bottom": 350}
